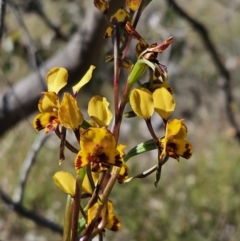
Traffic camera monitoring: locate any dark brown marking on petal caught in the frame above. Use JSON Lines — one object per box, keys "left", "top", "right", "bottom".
{"left": 99, "top": 153, "right": 109, "bottom": 163}
{"left": 75, "top": 155, "right": 83, "bottom": 170}
{"left": 49, "top": 115, "right": 57, "bottom": 123}
{"left": 110, "top": 216, "right": 120, "bottom": 231}
{"left": 167, "top": 142, "right": 177, "bottom": 151}
{"left": 117, "top": 168, "right": 128, "bottom": 184}
{"left": 87, "top": 153, "right": 98, "bottom": 165}
{"left": 35, "top": 119, "right": 43, "bottom": 131}
{"left": 166, "top": 143, "right": 179, "bottom": 160}
{"left": 114, "top": 154, "right": 123, "bottom": 166}
{"left": 183, "top": 143, "right": 192, "bottom": 159}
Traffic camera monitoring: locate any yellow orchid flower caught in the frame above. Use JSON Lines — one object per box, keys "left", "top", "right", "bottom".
{"left": 33, "top": 66, "right": 95, "bottom": 133}
{"left": 88, "top": 95, "right": 113, "bottom": 127}
{"left": 75, "top": 127, "right": 125, "bottom": 172}
{"left": 160, "top": 119, "right": 193, "bottom": 161}
{"left": 88, "top": 198, "right": 120, "bottom": 231}
{"left": 153, "top": 87, "right": 176, "bottom": 120}
{"left": 129, "top": 87, "right": 154, "bottom": 120}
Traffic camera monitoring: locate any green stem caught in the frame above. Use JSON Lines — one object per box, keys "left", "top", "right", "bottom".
{"left": 63, "top": 195, "right": 73, "bottom": 241}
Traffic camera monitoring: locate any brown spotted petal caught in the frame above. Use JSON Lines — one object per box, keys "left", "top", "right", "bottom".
{"left": 75, "top": 150, "right": 92, "bottom": 171}
{"left": 33, "top": 112, "right": 58, "bottom": 132}
{"left": 167, "top": 139, "right": 193, "bottom": 161}
{"left": 87, "top": 199, "right": 120, "bottom": 231}
{"left": 75, "top": 127, "right": 124, "bottom": 172}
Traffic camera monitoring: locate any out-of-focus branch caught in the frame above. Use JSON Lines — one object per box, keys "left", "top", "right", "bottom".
{"left": 167, "top": 0, "right": 240, "bottom": 141}
{"left": 0, "top": 1, "right": 125, "bottom": 137}
{"left": 0, "top": 188, "right": 63, "bottom": 234}
{"left": 20, "top": 0, "right": 68, "bottom": 41}
{"left": 7, "top": 0, "right": 42, "bottom": 70}
{"left": 0, "top": 0, "right": 6, "bottom": 44}
{"left": 12, "top": 132, "right": 50, "bottom": 203}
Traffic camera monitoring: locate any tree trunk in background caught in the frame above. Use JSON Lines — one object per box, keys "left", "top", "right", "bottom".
{"left": 0, "top": 1, "right": 124, "bottom": 136}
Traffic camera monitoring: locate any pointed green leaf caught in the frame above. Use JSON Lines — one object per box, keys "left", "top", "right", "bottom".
{"left": 124, "top": 139, "right": 157, "bottom": 162}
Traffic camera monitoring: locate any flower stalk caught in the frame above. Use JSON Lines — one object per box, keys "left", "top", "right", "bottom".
{"left": 32, "top": 0, "right": 193, "bottom": 240}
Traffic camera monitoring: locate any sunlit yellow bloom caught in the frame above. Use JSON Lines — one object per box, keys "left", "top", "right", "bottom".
{"left": 153, "top": 87, "right": 175, "bottom": 120}
{"left": 88, "top": 95, "right": 113, "bottom": 127}
{"left": 53, "top": 171, "right": 76, "bottom": 197}
{"left": 46, "top": 67, "right": 68, "bottom": 93}
{"left": 53, "top": 171, "right": 94, "bottom": 197}
{"left": 72, "top": 65, "right": 95, "bottom": 96}
{"left": 33, "top": 66, "right": 95, "bottom": 133}
{"left": 75, "top": 127, "right": 125, "bottom": 172}
{"left": 88, "top": 198, "right": 120, "bottom": 231}
{"left": 33, "top": 92, "right": 83, "bottom": 133}
{"left": 58, "top": 93, "right": 83, "bottom": 130}
{"left": 129, "top": 88, "right": 154, "bottom": 120}
{"left": 33, "top": 92, "right": 60, "bottom": 133}
{"left": 160, "top": 119, "right": 192, "bottom": 161}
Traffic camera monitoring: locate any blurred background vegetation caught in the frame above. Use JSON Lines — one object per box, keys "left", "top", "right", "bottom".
{"left": 0, "top": 0, "right": 240, "bottom": 240}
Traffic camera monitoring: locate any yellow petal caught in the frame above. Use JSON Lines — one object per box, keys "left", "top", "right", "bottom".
{"left": 126, "top": 0, "right": 141, "bottom": 12}
{"left": 88, "top": 95, "right": 113, "bottom": 127}
{"left": 87, "top": 199, "right": 120, "bottom": 231}
{"left": 75, "top": 150, "right": 91, "bottom": 170}
{"left": 166, "top": 119, "right": 183, "bottom": 138}
{"left": 46, "top": 67, "right": 68, "bottom": 93}
{"left": 82, "top": 172, "right": 99, "bottom": 194}
{"left": 79, "top": 127, "right": 122, "bottom": 168}
{"left": 159, "top": 137, "right": 168, "bottom": 161}
{"left": 153, "top": 87, "right": 175, "bottom": 120}
{"left": 129, "top": 88, "right": 154, "bottom": 119}
{"left": 72, "top": 65, "right": 95, "bottom": 95}
{"left": 33, "top": 112, "right": 58, "bottom": 131}
{"left": 38, "top": 92, "right": 59, "bottom": 113}
{"left": 168, "top": 139, "right": 193, "bottom": 160}
{"left": 80, "top": 127, "right": 116, "bottom": 151}
{"left": 58, "top": 93, "right": 83, "bottom": 130}
{"left": 53, "top": 171, "right": 75, "bottom": 197}
{"left": 105, "top": 200, "right": 121, "bottom": 231}
{"left": 94, "top": 0, "right": 109, "bottom": 13}
{"left": 159, "top": 82, "right": 174, "bottom": 94}
{"left": 117, "top": 164, "right": 129, "bottom": 184}
{"left": 174, "top": 122, "right": 188, "bottom": 139}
